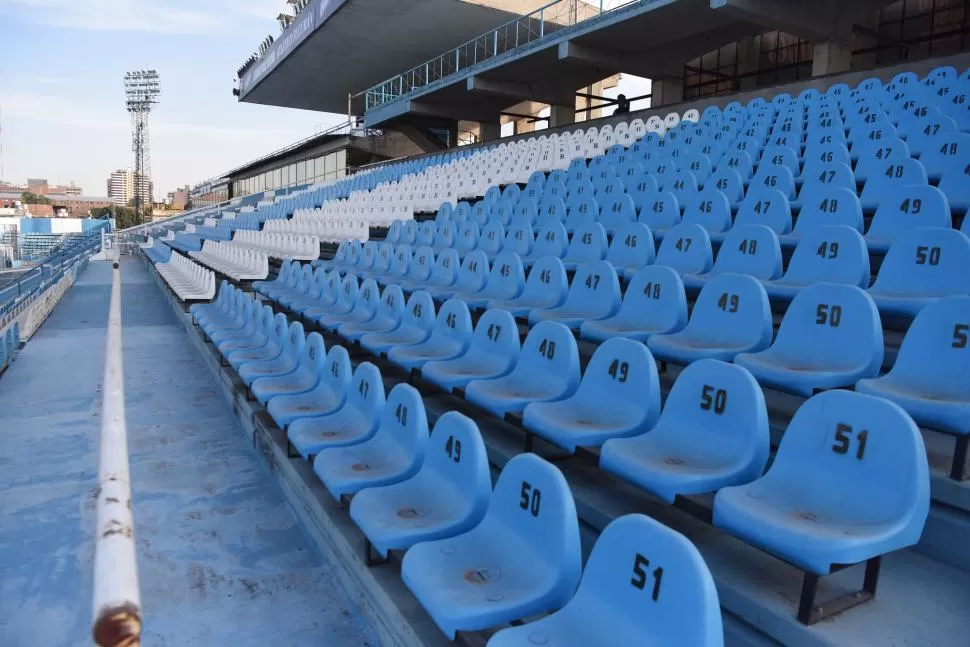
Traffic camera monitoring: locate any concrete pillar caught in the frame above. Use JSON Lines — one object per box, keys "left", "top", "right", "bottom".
{"left": 812, "top": 41, "right": 852, "bottom": 77}
{"left": 514, "top": 119, "right": 535, "bottom": 135}
{"left": 479, "top": 120, "right": 501, "bottom": 142}
{"left": 737, "top": 36, "right": 759, "bottom": 91}
{"left": 549, "top": 104, "right": 575, "bottom": 128}
{"left": 652, "top": 78, "right": 684, "bottom": 107}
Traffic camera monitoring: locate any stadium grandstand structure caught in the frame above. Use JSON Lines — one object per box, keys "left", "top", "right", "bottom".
{"left": 119, "top": 62, "right": 970, "bottom": 646}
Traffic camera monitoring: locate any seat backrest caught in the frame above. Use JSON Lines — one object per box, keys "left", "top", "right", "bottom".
{"left": 515, "top": 321, "right": 581, "bottom": 390}
{"left": 430, "top": 248, "right": 459, "bottom": 284}
{"left": 861, "top": 158, "right": 928, "bottom": 205}
{"left": 711, "top": 224, "right": 782, "bottom": 280}
{"left": 376, "top": 383, "right": 429, "bottom": 459}
{"left": 456, "top": 250, "right": 489, "bottom": 292}
{"left": 706, "top": 167, "right": 744, "bottom": 202}
{"left": 622, "top": 266, "right": 688, "bottom": 329}
{"left": 336, "top": 275, "right": 360, "bottom": 308}
{"left": 606, "top": 222, "right": 656, "bottom": 270}
{"left": 661, "top": 358, "right": 769, "bottom": 470}
{"left": 416, "top": 221, "right": 435, "bottom": 247}
{"left": 871, "top": 226, "right": 970, "bottom": 297}
{"left": 408, "top": 246, "right": 435, "bottom": 280}
{"left": 565, "top": 222, "right": 608, "bottom": 262}
{"left": 867, "top": 185, "right": 952, "bottom": 239}
{"left": 390, "top": 245, "right": 412, "bottom": 277}
{"left": 531, "top": 223, "right": 569, "bottom": 258}
{"left": 683, "top": 189, "right": 732, "bottom": 234}
{"left": 479, "top": 220, "right": 505, "bottom": 255}
{"left": 423, "top": 412, "right": 492, "bottom": 515}
{"left": 734, "top": 186, "right": 791, "bottom": 235}
{"left": 889, "top": 296, "right": 970, "bottom": 399}
{"left": 456, "top": 222, "right": 480, "bottom": 253}
{"left": 656, "top": 223, "right": 714, "bottom": 275}
{"left": 920, "top": 132, "right": 970, "bottom": 178}
{"left": 485, "top": 251, "right": 526, "bottom": 297}
{"left": 564, "top": 260, "right": 621, "bottom": 314}
{"left": 283, "top": 320, "right": 307, "bottom": 357}
{"left": 579, "top": 338, "right": 660, "bottom": 422}
{"left": 794, "top": 186, "right": 864, "bottom": 233}
{"left": 769, "top": 283, "right": 884, "bottom": 373}
{"left": 467, "top": 308, "right": 521, "bottom": 364}
{"left": 782, "top": 225, "right": 871, "bottom": 288}
{"left": 378, "top": 284, "right": 406, "bottom": 320}
{"left": 431, "top": 298, "right": 473, "bottom": 342}
{"left": 479, "top": 453, "right": 581, "bottom": 584}
{"left": 357, "top": 278, "right": 380, "bottom": 312}
{"left": 434, "top": 221, "right": 456, "bottom": 248}
{"left": 759, "top": 390, "right": 929, "bottom": 536}
{"left": 321, "top": 344, "right": 352, "bottom": 394}
{"left": 299, "top": 332, "right": 328, "bottom": 375}
{"left": 635, "top": 190, "right": 681, "bottom": 231}
{"left": 523, "top": 256, "right": 569, "bottom": 304}
{"left": 682, "top": 274, "right": 772, "bottom": 349}
{"left": 403, "top": 291, "right": 436, "bottom": 330}
{"left": 567, "top": 513, "right": 722, "bottom": 646}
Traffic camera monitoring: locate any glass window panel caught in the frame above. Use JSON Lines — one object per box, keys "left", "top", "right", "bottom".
{"left": 325, "top": 154, "right": 336, "bottom": 173}
{"left": 297, "top": 161, "right": 307, "bottom": 183}
{"left": 336, "top": 149, "right": 346, "bottom": 171}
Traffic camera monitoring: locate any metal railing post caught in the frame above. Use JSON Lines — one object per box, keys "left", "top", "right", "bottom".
{"left": 91, "top": 261, "right": 141, "bottom": 647}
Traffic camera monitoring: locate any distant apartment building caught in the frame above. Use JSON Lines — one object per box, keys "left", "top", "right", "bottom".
{"left": 165, "top": 184, "right": 191, "bottom": 210}
{"left": 4, "top": 179, "right": 83, "bottom": 196}
{"left": 107, "top": 169, "right": 153, "bottom": 206}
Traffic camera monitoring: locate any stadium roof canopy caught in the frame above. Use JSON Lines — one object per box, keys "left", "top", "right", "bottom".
{"left": 238, "top": 0, "right": 542, "bottom": 114}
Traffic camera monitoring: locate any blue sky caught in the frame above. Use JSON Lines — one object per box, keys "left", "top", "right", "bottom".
{"left": 0, "top": 0, "right": 345, "bottom": 199}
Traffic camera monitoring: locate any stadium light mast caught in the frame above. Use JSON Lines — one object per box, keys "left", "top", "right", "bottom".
{"left": 123, "top": 70, "right": 160, "bottom": 222}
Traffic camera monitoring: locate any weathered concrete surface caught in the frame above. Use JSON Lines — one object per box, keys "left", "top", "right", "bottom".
{"left": 0, "top": 258, "right": 376, "bottom": 646}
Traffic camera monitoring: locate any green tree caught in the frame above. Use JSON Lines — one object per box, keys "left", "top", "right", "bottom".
{"left": 21, "top": 191, "right": 52, "bottom": 205}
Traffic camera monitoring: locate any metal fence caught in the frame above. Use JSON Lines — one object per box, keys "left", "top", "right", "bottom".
{"left": 364, "top": 0, "right": 642, "bottom": 111}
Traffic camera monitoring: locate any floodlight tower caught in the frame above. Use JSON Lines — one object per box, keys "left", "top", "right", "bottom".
{"left": 124, "top": 70, "right": 161, "bottom": 219}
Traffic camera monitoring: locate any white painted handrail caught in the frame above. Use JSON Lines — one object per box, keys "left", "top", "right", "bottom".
{"left": 92, "top": 260, "right": 142, "bottom": 646}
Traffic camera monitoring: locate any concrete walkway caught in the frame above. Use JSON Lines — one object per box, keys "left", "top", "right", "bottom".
{"left": 0, "top": 258, "right": 376, "bottom": 646}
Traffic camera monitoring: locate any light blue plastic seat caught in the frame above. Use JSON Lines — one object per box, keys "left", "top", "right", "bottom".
{"left": 455, "top": 222, "right": 480, "bottom": 256}
{"left": 736, "top": 284, "right": 883, "bottom": 396}
{"left": 216, "top": 305, "right": 276, "bottom": 355}
{"left": 731, "top": 187, "right": 792, "bottom": 239}
{"left": 635, "top": 190, "right": 681, "bottom": 235}
{"left": 853, "top": 137, "right": 909, "bottom": 183}
{"left": 477, "top": 220, "right": 505, "bottom": 257}
{"left": 465, "top": 321, "right": 581, "bottom": 418}
{"left": 253, "top": 260, "right": 293, "bottom": 296}
{"left": 432, "top": 222, "right": 457, "bottom": 252}
{"left": 682, "top": 225, "right": 782, "bottom": 291}
{"left": 713, "top": 390, "right": 930, "bottom": 574}
{"left": 503, "top": 221, "right": 534, "bottom": 257}
{"left": 401, "top": 220, "right": 418, "bottom": 245}
{"left": 191, "top": 281, "right": 234, "bottom": 327}
{"left": 238, "top": 321, "right": 306, "bottom": 386}
{"left": 564, "top": 193, "right": 597, "bottom": 232}
{"left": 387, "top": 298, "right": 473, "bottom": 371}
{"left": 287, "top": 362, "right": 386, "bottom": 459}
{"left": 601, "top": 359, "right": 769, "bottom": 504}
{"left": 313, "top": 383, "right": 429, "bottom": 498}
{"left": 360, "top": 291, "right": 436, "bottom": 355}
{"left": 864, "top": 185, "right": 952, "bottom": 252}
{"left": 706, "top": 167, "right": 745, "bottom": 203}
{"left": 580, "top": 266, "right": 687, "bottom": 343}
{"left": 206, "top": 297, "right": 255, "bottom": 344}
{"left": 860, "top": 158, "right": 928, "bottom": 211}
{"left": 361, "top": 242, "right": 394, "bottom": 279}
{"left": 920, "top": 132, "right": 970, "bottom": 181}
{"left": 251, "top": 332, "right": 327, "bottom": 405}
{"left": 598, "top": 193, "right": 637, "bottom": 233}
{"left": 606, "top": 222, "right": 655, "bottom": 279}
{"left": 648, "top": 273, "right": 773, "bottom": 365}
{"left": 421, "top": 309, "right": 520, "bottom": 392}
{"left": 655, "top": 223, "right": 714, "bottom": 275}
{"left": 856, "top": 296, "right": 970, "bottom": 435}
{"left": 287, "top": 268, "right": 332, "bottom": 313}
{"left": 561, "top": 222, "right": 608, "bottom": 271}
{"left": 763, "top": 226, "right": 871, "bottom": 301}
{"left": 751, "top": 164, "right": 796, "bottom": 200}
{"left": 522, "top": 224, "right": 568, "bottom": 267}
{"left": 453, "top": 252, "right": 525, "bottom": 310}
{"left": 487, "top": 256, "right": 568, "bottom": 317}
{"left": 339, "top": 284, "right": 405, "bottom": 340}
{"left": 406, "top": 247, "right": 458, "bottom": 293}
{"left": 401, "top": 453, "right": 581, "bottom": 639}
{"left": 308, "top": 274, "right": 357, "bottom": 323}
{"left": 682, "top": 189, "right": 732, "bottom": 240}
{"left": 523, "top": 338, "right": 660, "bottom": 452}
{"left": 528, "top": 260, "right": 620, "bottom": 329}
{"left": 320, "top": 277, "right": 379, "bottom": 331}
{"left": 277, "top": 264, "right": 317, "bottom": 308}
{"left": 393, "top": 246, "right": 435, "bottom": 290}
{"left": 486, "top": 513, "right": 723, "bottom": 647}
{"left": 350, "top": 412, "right": 492, "bottom": 557}
{"left": 516, "top": 197, "right": 538, "bottom": 226}
{"left": 380, "top": 245, "right": 412, "bottom": 285}
{"left": 266, "top": 345, "right": 352, "bottom": 427}
{"left": 867, "top": 226, "right": 970, "bottom": 317}
{"left": 299, "top": 271, "right": 344, "bottom": 319}
{"left": 781, "top": 186, "right": 863, "bottom": 248}
{"left": 226, "top": 313, "right": 288, "bottom": 370}
{"left": 425, "top": 250, "right": 489, "bottom": 301}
